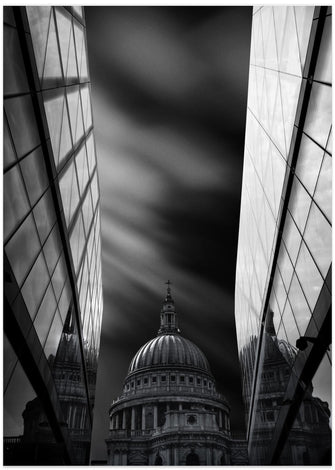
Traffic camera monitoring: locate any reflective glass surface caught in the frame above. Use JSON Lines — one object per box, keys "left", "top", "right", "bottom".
{"left": 4, "top": 6, "right": 102, "bottom": 465}
{"left": 235, "top": 6, "right": 331, "bottom": 465}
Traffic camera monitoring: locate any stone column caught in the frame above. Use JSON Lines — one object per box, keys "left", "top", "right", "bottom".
{"left": 131, "top": 407, "right": 136, "bottom": 430}
{"left": 206, "top": 447, "right": 211, "bottom": 465}
{"left": 122, "top": 409, "right": 126, "bottom": 429}
{"left": 153, "top": 406, "right": 158, "bottom": 428}
{"left": 142, "top": 405, "right": 146, "bottom": 430}
{"left": 174, "top": 447, "right": 178, "bottom": 465}
{"left": 115, "top": 413, "right": 119, "bottom": 429}
{"left": 165, "top": 447, "right": 170, "bottom": 465}
{"left": 166, "top": 404, "right": 171, "bottom": 428}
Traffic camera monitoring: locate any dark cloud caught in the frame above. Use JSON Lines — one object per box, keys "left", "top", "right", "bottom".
{"left": 85, "top": 6, "right": 252, "bottom": 460}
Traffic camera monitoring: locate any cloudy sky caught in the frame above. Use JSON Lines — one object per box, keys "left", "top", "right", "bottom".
{"left": 84, "top": 6, "right": 252, "bottom": 460}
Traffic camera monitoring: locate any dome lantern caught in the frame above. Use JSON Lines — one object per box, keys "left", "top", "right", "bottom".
{"left": 158, "top": 280, "right": 180, "bottom": 335}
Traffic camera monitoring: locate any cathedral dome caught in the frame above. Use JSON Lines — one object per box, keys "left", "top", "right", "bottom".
{"left": 128, "top": 334, "right": 211, "bottom": 373}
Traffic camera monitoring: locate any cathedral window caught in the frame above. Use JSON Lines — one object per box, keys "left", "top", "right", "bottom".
{"left": 204, "top": 379, "right": 207, "bottom": 386}
{"left": 189, "top": 376, "right": 194, "bottom": 383}
{"left": 171, "top": 375, "right": 175, "bottom": 382}
{"left": 137, "top": 379, "right": 141, "bottom": 386}
{"left": 144, "top": 377, "right": 148, "bottom": 385}
{"left": 197, "top": 377, "right": 201, "bottom": 385}
{"left": 180, "top": 376, "right": 185, "bottom": 382}
{"left": 161, "top": 375, "right": 166, "bottom": 382}
{"left": 152, "top": 376, "right": 157, "bottom": 383}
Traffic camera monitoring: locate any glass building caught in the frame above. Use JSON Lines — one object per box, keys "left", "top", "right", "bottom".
{"left": 4, "top": 6, "right": 103, "bottom": 465}
{"left": 235, "top": 6, "right": 331, "bottom": 465}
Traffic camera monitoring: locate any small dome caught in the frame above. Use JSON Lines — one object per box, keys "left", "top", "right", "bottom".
{"left": 128, "top": 334, "right": 211, "bottom": 374}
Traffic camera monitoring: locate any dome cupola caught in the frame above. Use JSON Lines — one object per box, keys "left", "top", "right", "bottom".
{"left": 158, "top": 280, "right": 180, "bottom": 335}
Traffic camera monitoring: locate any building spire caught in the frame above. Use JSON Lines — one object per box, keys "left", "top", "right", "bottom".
{"left": 158, "top": 281, "right": 180, "bottom": 335}
{"left": 165, "top": 280, "right": 172, "bottom": 298}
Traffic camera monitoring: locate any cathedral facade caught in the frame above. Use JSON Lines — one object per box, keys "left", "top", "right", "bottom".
{"left": 105, "top": 284, "right": 247, "bottom": 465}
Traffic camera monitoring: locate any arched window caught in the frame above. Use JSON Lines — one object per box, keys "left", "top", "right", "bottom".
{"left": 155, "top": 454, "right": 163, "bottom": 465}
{"left": 186, "top": 452, "right": 199, "bottom": 465}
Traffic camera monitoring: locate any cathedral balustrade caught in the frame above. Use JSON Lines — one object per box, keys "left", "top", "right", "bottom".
{"left": 109, "top": 429, "right": 153, "bottom": 438}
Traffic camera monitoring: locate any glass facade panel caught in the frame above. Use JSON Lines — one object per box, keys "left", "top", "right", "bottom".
{"left": 26, "top": 6, "right": 52, "bottom": 79}
{"left": 75, "top": 143, "right": 90, "bottom": 195}
{"left": 80, "top": 84, "right": 93, "bottom": 132}
{"left": 43, "top": 224, "right": 62, "bottom": 276}
{"left": 4, "top": 114, "right": 17, "bottom": 170}
{"left": 21, "top": 251, "right": 50, "bottom": 321}
{"left": 43, "top": 310, "right": 64, "bottom": 359}
{"left": 4, "top": 334, "right": 18, "bottom": 393}
{"left": 303, "top": 202, "right": 332, "bottom": 278}
{"left": 4, "top": 164, "right": 30, "bottom": 241}
{"left": 20, "top": 147, "right": 49, "bottom": 207}
{"left": 295, "top": 241, "right": 324, "bottom": 311}
{"left": 293, "top": 6, "right": 314, "bottom": 71}
{"left": 4, "top": 361, "right": 37, "bottom": 436}
{"left": 314, "top": 14, "right": 332, "bottom": 84}
{"left": 304, "top": 82, "right": 332, "bottom": 149}
{"left": 59, "top": 158, "right": 80, "bottom": 226}
{"left": 69, "top": 212, "right": 85, "bottom": 273}
{"left": 287, "top": 177, "right": 312, "bottom": 235}
{"left": 34, "top": 282, "right": 58, "bottom": 347}
{"left": 295, "top": 134, "right": 324, "bottom": 197}
{"left": 33, "top": 189, "right": 57, "bottom": 244}
{"left": 51, "top": 253, "right": 67, "bottom": 301}
{"left": 5, "top": 213, "right": 40, "bottom": 288}
{"left": 314, "top": 152, "right": 332, "bottom": 222}
{"left": 43, "top": 88, "right": 65, "bottom": 166}
{"left": 85, "top": 132, "right": 96, "bottom": 175}
{"left": 5, "top": 95, "right": 40, "bottom": 159}
{"left": 4, "top": 24, "right": 29, "bottom": 95}
{"left": 42, "top": 10, "right": 63, "bottom": 87}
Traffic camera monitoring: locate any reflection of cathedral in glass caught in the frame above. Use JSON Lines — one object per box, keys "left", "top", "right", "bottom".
{"left": 241, "top": 311, "right": 331, "bottom": 465}
{"left": 4, "top": 6, "right": 103, "bottom": 465}
{"left": 106, "top": 285, "right": 248, "bottom": 466}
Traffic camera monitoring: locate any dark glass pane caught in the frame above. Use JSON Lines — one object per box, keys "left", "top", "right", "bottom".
{"left": 4, "top": 24, "right": 29, "bottom": 95}
{"left": 5, "top": 95, "right": 40, "bottom": 159}
{"left": 43, "top": 310, "right": 63, "bottom": 360}
{"left": 43, "top": 225, "right": 62, "bottom": 276}
{"left": 5, "top": 213, "right": 41, "bottom": 288}
{"left": 4, "top": 361, "right": 36, "bottom": 437}
{"left": 21, "top": 252, "right": 50, "bottom": 321}
{"left": 4, "top": 113, "right": 17, "bottom": 170}
{"left": 33, "top": 189, "right": 57, "bottom": 244}
{"left": 4, "top": 334, "right": 18, "bottom": 393}
{"left": 69, "top": 212, "right": 85, "bottom": 273}
{"left": 34, "top": 282, "right": 58, "bottom": 347}
{"left": 51, "top": 253, "right": 67, "bottom": 302}
{"left": 4, "top": 164, "right": 30, "bottom": 241}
